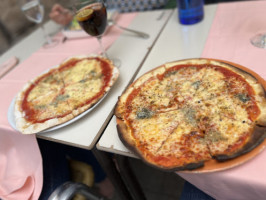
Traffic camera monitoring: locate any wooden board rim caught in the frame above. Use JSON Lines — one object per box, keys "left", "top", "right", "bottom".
{"left": 116, "top": 58, "right": 266, "bottom": 173}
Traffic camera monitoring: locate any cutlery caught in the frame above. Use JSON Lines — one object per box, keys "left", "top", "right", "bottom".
{"left": 108, "top": 19, "right": 150, "bottom": 39}
{"left": 157, "top": 10, "right": 165, "bottom": 20}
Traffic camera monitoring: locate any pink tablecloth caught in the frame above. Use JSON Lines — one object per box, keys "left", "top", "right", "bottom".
{"left": 201, "top": 0, "right": 266, "bottom": 79}
{"left": 0, "top": 12, "right": 136, "bottom": 200}
{"left": 179, "top": 1, "right": 266, "bottom": 200}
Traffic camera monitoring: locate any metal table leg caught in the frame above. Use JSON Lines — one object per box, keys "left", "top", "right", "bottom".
{"left": 114, "top": 155, "right": 147, "bottom": 200}
{"left": 92, "top": 148, "right": 134, "bottom": 200}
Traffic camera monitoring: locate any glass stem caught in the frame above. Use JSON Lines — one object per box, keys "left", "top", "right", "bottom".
{"left": 97, "top": 36, "right": 108, "bottom": 58}
{"left": 40, "top": 24, "right": 52, "bottom": 44}
{"left": 262, "top": 34, "right": 266, "bottom": 46}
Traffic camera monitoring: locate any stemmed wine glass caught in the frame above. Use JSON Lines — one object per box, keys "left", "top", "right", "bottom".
{"left": 18, "top": 0, "right": 58, "bottom": 48}
{"left": 73, "top": 0, "right": 120, "bottom": 66}
{"left": 250, "top": 33, "right": 266, "bottom": 49}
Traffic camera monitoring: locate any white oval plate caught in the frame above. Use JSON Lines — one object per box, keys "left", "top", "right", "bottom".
{"left": 8, "top": 93, "right": 107, "bottom": 134}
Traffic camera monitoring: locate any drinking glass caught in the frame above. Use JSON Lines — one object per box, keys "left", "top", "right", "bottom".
{"left": 18, "top": 0, "right": 58, "bottom": 47}
{"left": 250, "top": 33, "right": 266, "bottom": 49}
{"left": 73, "top": 0, "right": 120, "bottom": 66}
{"left": 177, "top": 0, "right": 204, "bottom": 25}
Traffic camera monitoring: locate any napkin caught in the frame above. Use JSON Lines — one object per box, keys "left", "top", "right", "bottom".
{"left": 201, "top": 1, "right": 266, "bottom": 80}
{"left": 0, "top": 81, "right": 43, "bottom": 200}
{"left": 0, "top": 128, "right": 43, "bottom": 200}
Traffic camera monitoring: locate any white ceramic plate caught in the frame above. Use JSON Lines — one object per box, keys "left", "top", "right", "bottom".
{"left": 8, "top": 93, "right": 107, "bottom": 133}
{"left": 7, "top": 54, "right": 117, "bottom": 134}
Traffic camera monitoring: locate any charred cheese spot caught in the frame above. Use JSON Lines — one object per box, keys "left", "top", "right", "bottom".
{"left": 121, "top": 62, "right": 262, "bottom": 170}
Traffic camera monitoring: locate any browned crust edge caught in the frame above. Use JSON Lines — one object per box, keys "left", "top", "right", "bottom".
{"left": 216, "top": 60, "right": 266, "bottom": 126}
{"left": 116, "top": 118, "right": 205, "bottom": 172}
{"left": 115, "top": 58, "right": 266, "bottom": 171}
{"left": 213, "top": 125, "right": 266, "bottom": 161}
{"left": 15, "top": 55, "right": 119, "bottom": 134}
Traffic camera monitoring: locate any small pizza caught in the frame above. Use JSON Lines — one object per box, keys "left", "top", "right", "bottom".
{"left": 115, "top": 58, "right": 266, "bottom": 171}
{"left": 15, "top": 55, "right": 119, "bottom": 134}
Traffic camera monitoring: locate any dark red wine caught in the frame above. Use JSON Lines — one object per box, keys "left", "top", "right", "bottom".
{"left": 76, "top": 3, "right": 107, "bottom": 37}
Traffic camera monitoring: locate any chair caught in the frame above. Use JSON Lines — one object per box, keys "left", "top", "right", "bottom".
{"left": 105, "top": 0, "right": 169, "bottom": 12}
{"left": 48, "top": 181, "right": 106, "bottom": 200}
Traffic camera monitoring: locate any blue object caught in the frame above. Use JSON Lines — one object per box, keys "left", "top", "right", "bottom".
{"left": 37, "top": 139, "right": 107, "bottom": 200}
{"left": 177, "top": 0, "right": 204, "bottom": 25}
{"left": 181, "top": 181, "right": 215, "bottom": 200}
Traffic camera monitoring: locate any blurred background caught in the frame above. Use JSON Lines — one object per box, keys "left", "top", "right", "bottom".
{"left": 0, "top": 0, "right": 245, "bottom": 56}
{"left": 0, "top": 0, "right": 72, "bottom": 55}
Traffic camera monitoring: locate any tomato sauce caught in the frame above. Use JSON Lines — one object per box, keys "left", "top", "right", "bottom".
{"left": 123, "top": 64, "right": 261, "bottom": 167}
{"left": 126, "top": 64, "right": 260, "bottom": 121}
{"left": 22, "top": 57, "right": 112, "bottom": 123}
{"left": 78, "top": 58, "right": 112, "bottom": 108}
{"left": 224, "top": 132, "right": 250, "bottom": 154}
{"left": 213, "top": 65, "right": 260, "bottom": 121}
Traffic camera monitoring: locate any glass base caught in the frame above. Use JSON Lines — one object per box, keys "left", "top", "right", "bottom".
{"left": 43, "top": 38, "right": 59, "bottom": 48}
{"left": 110, "top": 57, "right": 121, "bottom": 68}
{"left": 179, "top": 16, "right": 203, "bottom": 25}
{"left": 250, "top": 33, "right": 266, "bottom": 48}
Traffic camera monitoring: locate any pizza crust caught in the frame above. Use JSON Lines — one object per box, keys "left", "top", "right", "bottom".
{"left": 217, "top": 60, "right": 266, "bottom": 126}
{"left": 214, "top": 125, "right": 266, "bottom": 161}
{"left": 215, "top": 60, "right": 266, "bottom": 126}
{"left": 116, "top": 118, "right": 206, "bottom": 171}
{"left": 115, "top": 58, "right": 266, "bottom": 171}
{"left": 165, "top": 58, "right": 266, "bottom": 126}
{"left": 115, "top": 65, "right": 165, "bottom": 120}
{"left": 15, "top": 55, "right": 119, "bottom": 134}
{"left": 15, "top": 114, "right": 75, "bottom": 134}
{"left": 116, "top": 119, "right": 136, "bottom": 151}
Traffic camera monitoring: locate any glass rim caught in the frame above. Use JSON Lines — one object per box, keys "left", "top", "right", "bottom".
{"left": 72, "top": 0, "right": 105, "bottom": 12}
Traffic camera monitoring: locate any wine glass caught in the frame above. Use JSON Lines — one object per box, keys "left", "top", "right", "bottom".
{"left": 250, "top": 33, "right": 266, "bottom": 49}
{"left": 18, "top": 0, "right": 58, "bottom": 48}
{"left": 73, "top": 0, "right": 120, "bottom": 66}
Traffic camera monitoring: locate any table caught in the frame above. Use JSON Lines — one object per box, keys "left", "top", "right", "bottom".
{"left": 98, "top": 2, "right": 266, "bottom": 200}
{"left": 40, "top": 10, "right": 173, "bottom": 149}
{"left": 97, "top": 4, "right": 217, "bottom": 157}
{"left": 3, "top": 1, "right": 266, "bottom": 199}
{"left": 97, "top": 4, "right": 217, "bottom": 199}
{"left": 1, "top": 9, "right": 173, "bottom": 149}
{"left": 0, "top": 9, "right": 173, "bottom": 200}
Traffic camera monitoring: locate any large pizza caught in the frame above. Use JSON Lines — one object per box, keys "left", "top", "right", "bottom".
{"left": 15, "top": 55, "right": 119, "bottom": 134}
{"left": 115, "top": 58, "right": 266, "bottom": 171}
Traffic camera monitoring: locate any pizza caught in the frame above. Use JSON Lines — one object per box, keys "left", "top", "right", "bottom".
{"left": 115, "top": 58, "right": 266, "bottom": 171}
{"left": 15, "top": 55, "right": 119, "bottom": 134}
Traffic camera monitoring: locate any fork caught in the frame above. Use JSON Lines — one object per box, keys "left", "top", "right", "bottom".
{"left": 108, "top": 19, "right": 150, "bottom": 39}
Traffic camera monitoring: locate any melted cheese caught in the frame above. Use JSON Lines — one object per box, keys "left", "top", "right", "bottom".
{"left": 24, "top": 57, "right": 109, "bottom": 123}
{"left": 61, "top": 59, "right": 101, "bottom": 85}
{"left": 157, "top": 121, "right": 211, "bottom": 163}
{"left": 64, "top": 78, "right": 103, "bottom": 109}
{"left": 126, "top": 64, "right": 256, "bottom": 163}
{"left": 130, "top": 110, "right": 183, "bottom": 155}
